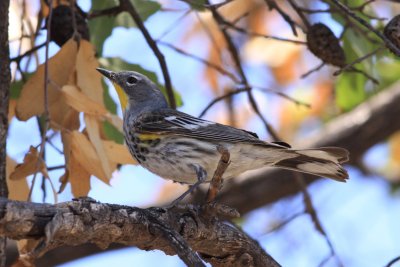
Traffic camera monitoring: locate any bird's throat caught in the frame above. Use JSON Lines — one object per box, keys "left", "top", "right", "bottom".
{"left": 113, "top": 82, "right": 129, "bottom": 114}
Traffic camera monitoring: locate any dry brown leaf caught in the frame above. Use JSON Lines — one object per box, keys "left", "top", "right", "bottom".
{"left": 62, "top": 85, "right": 108, "bottom": 116}
{"left": 102, "top": 140, "right": 136, "bottom": 165}
{"left": 61, "top": 107, "right": 80, "bottom": 130}
{"left": 76, "top": 40, "right": 104, "bottom": 104}
{"left": 84, "top": 114, "right": 113, "bottom": 181}
{"left": 58, "top": 171, "right": 69, "bottom": 194}
{"left": 16, "top": 39, "right": 78, "bottom": 127}
{"left": 9, "top": 146, "right": 49, "bottom": 181}
{"left": 6, "top": 156, "right": 29, "bottom": 201}
{"left": 68, "top": 130, "right": 109, "bottom": 184}
{"left": 69, "top": 155, "right": 91, "bottom": 197}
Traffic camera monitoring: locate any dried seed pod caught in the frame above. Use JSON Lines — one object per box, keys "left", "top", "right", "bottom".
{"left": 307, "top": 23, "right": 346, "bottom": 67}
{"left": 47, "top": 5, "right": 90, "bottom": 47}
{"left": 384, "top": 15, "right": 400, "bottom": 55}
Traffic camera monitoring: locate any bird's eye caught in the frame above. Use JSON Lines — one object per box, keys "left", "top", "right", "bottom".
{"left": 126, "top": 76, "right": 138, "bottom": 85}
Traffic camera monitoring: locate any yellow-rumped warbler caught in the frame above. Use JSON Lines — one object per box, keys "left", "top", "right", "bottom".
{"left": 97, "top": 68, "right": 349, "bottom": 194}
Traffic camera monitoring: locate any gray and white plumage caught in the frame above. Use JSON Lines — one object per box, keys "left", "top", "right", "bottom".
{"left": 97, "top": 68, "right": 349, "bottom": 184}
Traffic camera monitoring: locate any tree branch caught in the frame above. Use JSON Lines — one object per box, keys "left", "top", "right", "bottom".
{"left": 0, "top": 198, "right": 280, "bottom": 267}
{"left": 190, "top": 81, "right": 400, "bottom": 214}
{"left": 119, "top": 0, "right": 176, "bottom": 109}
{"left": 0, "top": 0, "right": 11, "bottom": 265}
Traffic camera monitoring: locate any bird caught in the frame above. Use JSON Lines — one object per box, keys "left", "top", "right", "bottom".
{"left": 96, "top": 68, "right": 349, "bottom": 202}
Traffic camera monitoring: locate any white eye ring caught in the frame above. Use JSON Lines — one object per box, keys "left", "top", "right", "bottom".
{"left": 126, "top": 76, "right": 138, "bottom": 85}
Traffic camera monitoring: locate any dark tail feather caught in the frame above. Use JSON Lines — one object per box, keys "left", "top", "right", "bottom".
{"left": 274, "top": 147, "right": 349, "bottom": 182}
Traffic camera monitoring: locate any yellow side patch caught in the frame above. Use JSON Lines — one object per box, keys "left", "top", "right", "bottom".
{"left": 137, "top": 133, "right": 161, "bottom": 141}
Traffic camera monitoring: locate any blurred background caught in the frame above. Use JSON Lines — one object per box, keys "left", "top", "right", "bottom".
{"left": 6, "top": 0, "right": 400, "bottom": 266}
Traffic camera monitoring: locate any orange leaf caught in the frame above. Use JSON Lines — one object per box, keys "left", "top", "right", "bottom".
{"left": 69, "top": 155, "right": 91, "bottom": 197}
{"left": 16, "top": 39, "right": 78, "bottom": 128}
{"left": 84, "top": 114, "right": 113, "bottom": 181}
{"left": 76, "top": 40, "right": 104, "bottom": 105}
{"left": 9, "top": 146, "right": 49, "bottom": 181}
{"left": 6, "top": 156, "right": 29, "bottom": 201}
{"left": 102, "top": 140, "right": 137, "bottom": 165}
{"left": 62, "top": 85, "right": 108, "bottom": 116}
{"left": 68, "top": 130, "right": 109, "bottom": 184}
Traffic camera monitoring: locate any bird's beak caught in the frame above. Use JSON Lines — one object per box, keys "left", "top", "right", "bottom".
{"left": 96, "top": 68, "right": 129, "bottom": 113}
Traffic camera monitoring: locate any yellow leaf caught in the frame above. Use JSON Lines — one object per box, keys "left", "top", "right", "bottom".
{"left": 9, "top": 146, "right": 49, "bottom": 181}
{"left": 69, "top": 156, "right": 91, "bottom": 197}
{"left": 16, "top": 39, "right": 78, "bottom": 128}
{"left": 6, "top": 156, "right": 29, "bottom": 201}
{"left": 76, "top": 40, "right": 104, "bottom": 105}
{"left": 84, "top": 114, "right": 113, "bottom": 181}
{"left": 68, "top": 131, "right": 109, "bottom": 184}
{"left": 102, "top": 140, "right": 137, "bottom": 165}
{"left": 62, "top": 85, "right": 108, "bottom": 116}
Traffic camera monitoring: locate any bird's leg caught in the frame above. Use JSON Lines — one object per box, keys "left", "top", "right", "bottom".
{"left": 206, "top": 145, "right": 230, "bottom": 203}
{"left": 169, "top": 164, "right": 207, "bottom": 207}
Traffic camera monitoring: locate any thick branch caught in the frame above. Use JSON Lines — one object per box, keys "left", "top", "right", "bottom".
{"left": 0, "top": 198, "right": 280, "bottom": 267}
{"left": 0, "top": 1, "right": 11, "bottom": 266}
{"left": 192, "top": 81, "right": 400, "bottom": 214}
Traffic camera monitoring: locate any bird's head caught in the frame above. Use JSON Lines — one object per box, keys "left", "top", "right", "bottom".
{"left": 96, "top": 68, "right": 168, "bottom": 115}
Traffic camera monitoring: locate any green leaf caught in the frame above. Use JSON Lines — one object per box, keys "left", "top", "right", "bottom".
{"left": 102, "top": 120, "right": 124, "bottom": 144}
{"left": 10, "top": 73, "right": 33, "bottom": 99}
{"left": 99, "top": 57, "right": 183, "bottom": 107}
{"left": 183, "top": 0, "right": 207, "bottom": 11}
{"left": 336, "top": 72, "right": 367, "bottom": 111}
{"left": 102, "top": 79, "right": 118, "bottom": 114}
{"left": 88, "top": 0, "right": 161, "bottom": 55}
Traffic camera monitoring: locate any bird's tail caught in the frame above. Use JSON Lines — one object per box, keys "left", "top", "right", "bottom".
{"left": 273, "top": 147, "right": 349, "bottom": 182}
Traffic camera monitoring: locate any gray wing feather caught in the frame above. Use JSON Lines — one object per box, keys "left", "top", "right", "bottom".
{"left": 134, "top": 109, "right": 285, "bottom": 147}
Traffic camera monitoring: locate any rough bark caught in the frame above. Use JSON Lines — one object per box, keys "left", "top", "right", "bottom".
{"left": 0, "top": 198, "right": 280, "bottom": 267}
{"left": 0, "top": 1, "right": 11, "bottom": 266}
{"left": 204, "top": 81, "right": 400, "bottom": 214}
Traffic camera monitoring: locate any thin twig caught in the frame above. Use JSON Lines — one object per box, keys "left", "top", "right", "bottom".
{"left": 385, "top": 256, "right": 400, "bottom": 267}
{"left": 347, "top": 67, "right": 379, "bottom": 85}
{"left": 88, "top": 6, "right": 124, "bottom": 19}
{"left": 286, "top": 0, "right": 311, "bottom": 29}
{"left": 156, "top": 9, "right": 192, "bottom": 41}
{"left": 199, "top": 88, "right": 249, "bottom": 118}
{"left": 28, "top": 0, "right": 53, "bottom": 201}
{"left": 206, "top": 2, "right": 280, "bottom": 141}
{"left": 328, "top": 0, "right": 400, "bottom": 56}
{"left": 158, "top": 40, "right": 238, "bottom": 82}
{"left": 264, "top": 0, "right": 299, "bottom": 35}
{"left": 195, "top": 12, "right": 223, "bottom": 60}
{"left": 301, "top": 62, "right": 325, "bottom": 79}
{"left": 120, "top": 0, "right": 176, "bottom": 109}
{"left": 222, "top": 20, "right": 306, "bottom": 45}
{"left": 264, "top": 212, "right": 304, "bottom": 234}
{"left": 199, "top": 85, "right": 310, "bottom": 118}
{"left": 206, "top": 146, "right": 230, "bottom": 203}
{"left": 295, "top": 173, "right": 343, "bottom": 267}
{"left": 333, "top": 46, "right": 384, "bottom": 76}
{"left": 10, "top": 42, "right": 46, "bottom": 63}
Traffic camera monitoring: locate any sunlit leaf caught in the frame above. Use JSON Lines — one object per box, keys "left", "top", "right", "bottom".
{"left": 16, "top": 39, "right": 78, "bottom": 127}
{"left": 336, "top": 72, "right": 366, "bottom": 111}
